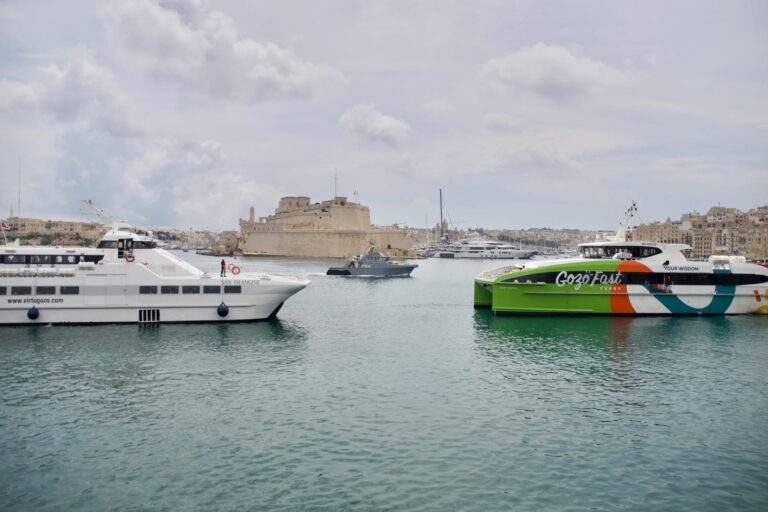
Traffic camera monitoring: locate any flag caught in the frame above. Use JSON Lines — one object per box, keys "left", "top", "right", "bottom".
{"left": 0, "top": 220, "right": 9, "bottom": 231}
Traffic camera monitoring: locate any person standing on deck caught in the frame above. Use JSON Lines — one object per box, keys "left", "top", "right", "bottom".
{"left": 221, "top": 258, "right": 226, "bottom": 277}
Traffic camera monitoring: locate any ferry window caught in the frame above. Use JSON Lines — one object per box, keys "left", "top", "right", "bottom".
{"left": 741, "top": 274, "right": 768, "bottom": 285}
{"left": 636, "top": 247, "right": 662, "bottom": 258}
{"left": 5, "top": 254, "right": 26, "bottom": 264}
{"left": 55, "top": 255, "right": 80, "bottom": 264}
{"left": 182, "top": 286, "right": 200, "bottom": 294}
{"left": 11, "top": 286, "right": 32, "bottom": 295}
{"left": 30, "top": 255, "right": 52, "bottom": 265}
{"left": 97, "top": 241, "right": 118, "bottom": 248}
{"left": 161, "top": 286, "right": 179, "bottom": 294}
{"left": 224, "top": 285, "right": 241, "bottom": 294}
{"left": 82, "top": 255, "right": 104, "bottom": 263}
{"left": 133, "top": 241, "right": 157, "bottom": 249}
{"left": 203, "top": 286, "right": 221, "bottom": 294}
{"left": 580, "top": 247, "right": 606, "bottom": 259}
{"left": 503, "top": 272, "right": 560, "bottom": 284}
{"left": 60, "top": 286, "right": 80, "bottom": 295}
{"left": 139, "top": 286, "right": 158, "bottom": 294}
{"left": 0, "top": 286, "right": 6, "bottom": 295}
{"left": 36, "top": 286, "right": 56, "bottom": 295}
{"left": 712, "top": 274, "right": 767, "bottom": 286}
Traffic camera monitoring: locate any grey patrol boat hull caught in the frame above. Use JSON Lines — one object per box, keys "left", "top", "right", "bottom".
{"left": 327, "top": 250, "right": 418, "bottom": 277}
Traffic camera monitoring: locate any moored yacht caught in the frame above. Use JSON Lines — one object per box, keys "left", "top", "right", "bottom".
{"left": 433, "top": 240, "right": 536, "bottom": 259}
{"left": 1, "top": 224, "right": 309, "bottom": 325}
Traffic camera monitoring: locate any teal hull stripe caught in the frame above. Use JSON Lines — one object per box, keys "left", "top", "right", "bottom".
{"left": 642, "top": 269, "right": 736, "bottom": 314}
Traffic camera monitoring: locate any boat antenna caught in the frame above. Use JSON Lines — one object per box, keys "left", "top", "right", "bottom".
{"left": 79, "top": 199, "right": 131, "bottom": 232}
{"left": 614, "top": 201, "right": 637, "bottom": 242}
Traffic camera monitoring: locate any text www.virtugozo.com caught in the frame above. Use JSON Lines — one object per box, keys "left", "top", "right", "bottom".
{"left": 7, "top": 298, "right": 64, "bottom": 304}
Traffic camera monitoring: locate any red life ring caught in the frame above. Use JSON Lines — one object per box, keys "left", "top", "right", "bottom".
{"left": 231, "top": 265, "right": 240, "bottom": 275}
{"left": 125, "top": 254, "right": 135, "bottom": 263}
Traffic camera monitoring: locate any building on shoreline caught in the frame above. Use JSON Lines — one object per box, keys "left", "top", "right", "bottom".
{"left": 3, "top": 216, "right": 103, "bottom": 246}
{"left": 631, "top": 205, "right": 768, "bottom": 260}
{"left": 238, "top": 196, "right": 417, "bottom": 258}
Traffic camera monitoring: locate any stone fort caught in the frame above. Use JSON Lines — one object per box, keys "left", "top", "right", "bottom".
{"left": 238, "top": 196, "right": 416, "bottom": 258}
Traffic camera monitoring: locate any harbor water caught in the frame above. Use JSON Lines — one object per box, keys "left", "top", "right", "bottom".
{"left": 1, "top": 254, "right": 767, "bottom": 511}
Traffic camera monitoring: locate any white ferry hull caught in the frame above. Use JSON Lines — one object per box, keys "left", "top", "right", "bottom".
{"left": 0, "top": 276, "right": 308, "bottom": 325}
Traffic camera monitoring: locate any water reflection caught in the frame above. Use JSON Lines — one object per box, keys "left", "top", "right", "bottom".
{"left": 472, "top": 311, "right": 743, "bottom": 391}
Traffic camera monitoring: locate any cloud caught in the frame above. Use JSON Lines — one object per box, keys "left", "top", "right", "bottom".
{"left": 0, "top": 49, "right": 276, "bottom": 228}
{"left": 54, "top": 131, "right": 256, "bottom": 228}
{"left": 104, "top": 0, "right": 344, "bottom": 101}
{"left": 0, "top": 50, "right": 144, "bottom": 137}
{"left": 339, "top": 104, "right": 411, "bottom": 146}
{"left": 495, "top": 148, "right": 578, "bottom": 175}
{"left": 483, "top": 113, "right": 525, "bottom": 133}
{"left": 482, "top": 43, "right": 628, "bottom": 100}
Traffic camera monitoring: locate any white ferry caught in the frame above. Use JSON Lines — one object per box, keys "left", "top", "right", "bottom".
{"left": 434, "top": 241, "right": 536, "bottom": 259}
{"left": 0, "top": 225, "right": 309, "bottom": 325}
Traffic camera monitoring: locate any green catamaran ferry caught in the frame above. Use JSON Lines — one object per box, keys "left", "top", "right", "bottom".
{"left": 474, "top": 205, "right": 768, "bottom": 316}
{"left": 474, "top": 240, "right": 768, "bottom": 315}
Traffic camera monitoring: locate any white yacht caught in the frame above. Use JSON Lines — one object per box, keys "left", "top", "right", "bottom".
{"left": 433, "top": 240, "right": 536, "bottom": 259}
{"left": 0, "top": 224, "right": 309, "bottom": 325}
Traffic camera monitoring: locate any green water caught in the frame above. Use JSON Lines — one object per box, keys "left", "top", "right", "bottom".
{"left": 1, "top": 255, "right": 767, "bottom": 511}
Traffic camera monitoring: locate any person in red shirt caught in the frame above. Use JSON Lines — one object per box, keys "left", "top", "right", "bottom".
{"left": 220, "top": 258, "right": 226, "bottom": 277}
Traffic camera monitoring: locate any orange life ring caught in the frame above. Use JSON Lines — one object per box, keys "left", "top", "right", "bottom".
{"left": 231, "top": 265, "right": 240, "bottom": 275}
{"left": 125, "top": 254, "right": 135, "bottom": 263}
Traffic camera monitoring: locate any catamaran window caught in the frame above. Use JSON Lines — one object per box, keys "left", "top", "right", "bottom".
{"left": 11, "top": 286, "right": 32, "bottom": 295}
{"left": 36, "top": 286, "right": 56, "bottom": 295}
{"left": 133, "top": 241, "right": 157, "bottom": 249}
{"left": 97, "top": 241, "right": 118, "bottom": 248}
{"left": 30, "top": 255, "right": 52, "bottom": 265}
{"left": 161, "top": 286, "right": 179, "bottom": 294}
{"left": 139, "top": 286, "right": 158, "bottom": 294}
{"left": 81, "top": 255, "right": 104, "bottom": 263}
{"left": 636, "top": 247, "right": 662, "bottom": 258}
{"left": 203, "top": 286, "right": 221, "bottom": 294}
{"left": 182, "top": 286, "right": 200, "bottom": 294}
{"left": 580, "top": 247, "right": 606, "bottom": 259}
{"left": 55, "top": 255, "right": 79, "bottom": 264}
{"left": 224, "top": 285, "right": 242, "bottom": 294}
{"left": 60, "top": 286, "right": 80, "bottom": 295}
{"left": 503, "top": 272, "right": 561, "bottom": 284}
{"left": 0, "top": 287, "right": 6, "bottom": 295}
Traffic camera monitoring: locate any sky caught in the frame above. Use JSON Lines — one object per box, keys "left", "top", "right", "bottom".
{"left": 1, "top": 0, "right": 766, "bottom": 231}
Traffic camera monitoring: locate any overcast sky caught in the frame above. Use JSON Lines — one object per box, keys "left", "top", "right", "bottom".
{"left": 1, "top": 0, "right": 766, "bottom": 231}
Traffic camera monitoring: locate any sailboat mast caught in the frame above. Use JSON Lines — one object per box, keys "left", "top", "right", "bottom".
{"left": 17, "top": 161, "right": 21, "bottom": 232}
{"left": 439, "top": 188, "right": 443, "bottom": 238}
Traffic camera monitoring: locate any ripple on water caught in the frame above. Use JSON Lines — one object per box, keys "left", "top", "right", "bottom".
{"left": 2, "top": 259, "right": 768, "bottom": 511}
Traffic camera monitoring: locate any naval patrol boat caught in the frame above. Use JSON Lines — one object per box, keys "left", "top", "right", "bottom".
{"left": 327, "top": 248, "right": 418, "bottom": 277}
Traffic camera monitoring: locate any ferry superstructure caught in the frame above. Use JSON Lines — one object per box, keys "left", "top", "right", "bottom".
{"left": 0, "top": 226, "right": 309, "bottom": 325}
{"left": 474, "top": 241, "right": 768, "bottom": 315}
{"left": 434, "top": 241, "right": 536, "bottom": 259}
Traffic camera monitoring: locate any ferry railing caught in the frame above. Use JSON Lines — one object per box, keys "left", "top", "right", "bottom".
{"left": 193, "top": 263, "right": 312, "bottom": 280}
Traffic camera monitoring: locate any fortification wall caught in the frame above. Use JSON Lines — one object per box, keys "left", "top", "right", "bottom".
{"left": 240, "top": 229, "right": 415, "bottom": 258}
